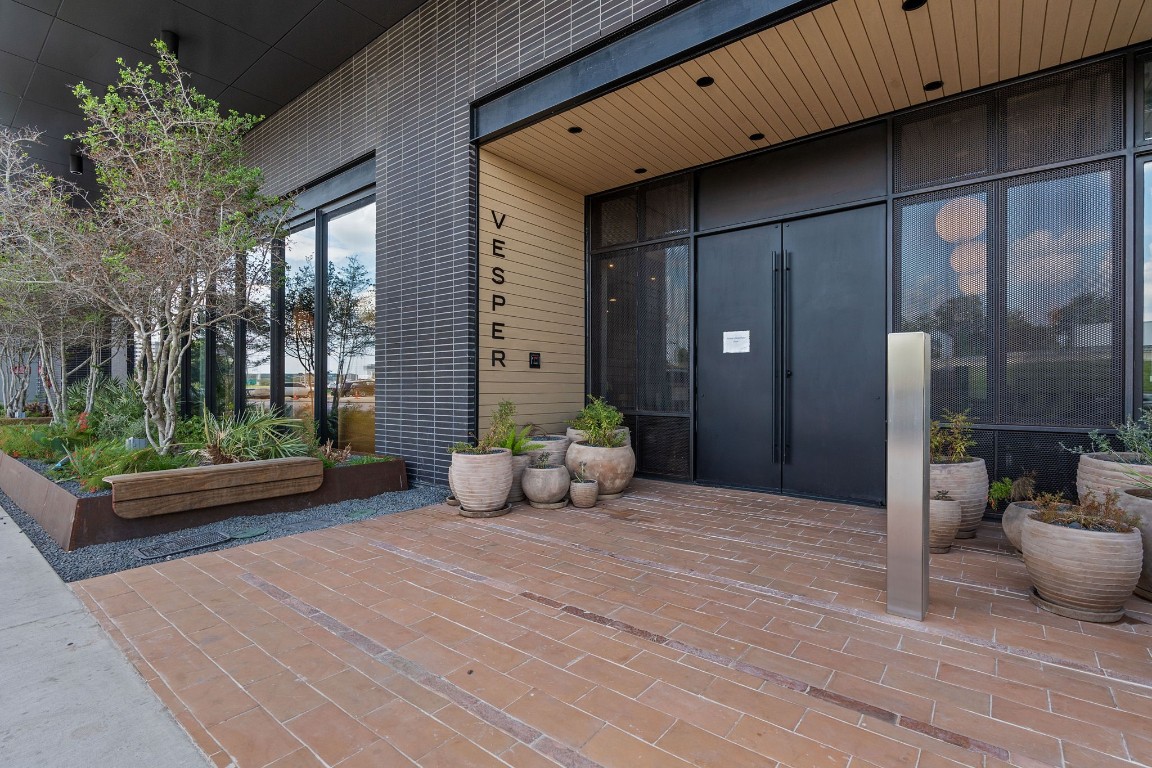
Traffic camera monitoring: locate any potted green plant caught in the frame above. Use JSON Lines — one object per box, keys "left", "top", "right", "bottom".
{"left": 521, "top": 451, "right": 570, "bottom": 509}
{"left": 929, "top": 490, "right": 961, "bottom": 553}
{"left": 447, "top": 401, "right": 515, "bottom": 517}
{"left": 569, "top": 462, "right": 598, "bottom": 508}
{"left": 929, "top": 410, "right": 988, "bottom": 539}
{"left": 566, "top": 395, "right": 629, "bottom": 446}
{"left": 1023, "top": 490, "right": 1143, "bottom": 622}
{"left": 565, "top": 396, "right": 635, "bottom": 499}
{"left": 498, "top": 422, "right": 542, "bottom": 503}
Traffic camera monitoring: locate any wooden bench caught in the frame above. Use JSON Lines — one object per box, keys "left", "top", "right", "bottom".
{"left": 104, "top": 457, "right": 325, "bottom": 519}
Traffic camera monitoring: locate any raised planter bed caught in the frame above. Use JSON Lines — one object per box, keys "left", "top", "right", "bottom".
{"left": 0, "top": 450, "right": 407, "bottom": 551}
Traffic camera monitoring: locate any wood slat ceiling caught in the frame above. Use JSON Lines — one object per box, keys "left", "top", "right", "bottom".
{"left": 484, "top": 0, "right": 1152, "bottom": 195}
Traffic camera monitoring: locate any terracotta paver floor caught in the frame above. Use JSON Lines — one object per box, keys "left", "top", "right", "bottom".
{"left": 74, "top": 479, "right": 1152, "bottom": 768}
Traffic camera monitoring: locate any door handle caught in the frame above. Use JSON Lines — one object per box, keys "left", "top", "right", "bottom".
{"left": 782, "top": 250, "right": 792, "bottom": 464}
{"left": 772, "top": 250, "right": 781, "bottom": 465}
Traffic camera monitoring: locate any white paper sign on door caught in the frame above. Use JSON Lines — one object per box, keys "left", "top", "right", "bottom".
{"left": 723, "top": 330, "right": 750, "bottom": 353}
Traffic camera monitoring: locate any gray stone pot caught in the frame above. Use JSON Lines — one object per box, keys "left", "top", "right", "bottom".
{"left": 1001, "top": 501, "right": 1034, "bottom": 552}
{"left": 570, "top": 479, "right": 598, "bottom": 508}
{"left": 522, "top": 465, "right": 570, "bottom": 508}
{"left": 1117, "top": 489, "right": 1152, "bottom": 601}
{"left": 526, "top": 435, "right": 570, "bottom": 468}
{"left": 566, "top": 440, "right": 636, "bottom": 498}
{"left": 929, "top": 498, "right": 961, "bottom": 553}
{"left": 1022, "top": 514, "right": 1142, "bottom": 623}
{"left": 448, "top": 448, "right": 512, "bottom": 515}
{"left": 930, "top": 458, "right": 988, "bottom": 539}
{"left": 1077, "top": 453, "right": 1152, "bottom": 502}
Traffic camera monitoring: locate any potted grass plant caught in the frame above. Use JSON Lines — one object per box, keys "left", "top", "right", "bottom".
{"left": 448, "top": 401, "right": 515, "bottom": 517}
{"left": 929, "top": 410, "right": 988, "bottom": 539}
{"left": 499, "top": 422, "right": 542, "bottom": 503}
{"left": 565, "top": 396, "right": 635, "bottom": 499}
{"left": 1023, "top": 490, "right": 1142, "bottom": 622}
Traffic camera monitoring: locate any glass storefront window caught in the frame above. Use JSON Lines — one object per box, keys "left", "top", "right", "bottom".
{"left": 283, "top": 224, "right": 316, "bottom": 422}
{"left": 1145, "top": 60, "right": 1152, "bottom": 143}
{"left": 1143, "top": 161, "right": 1152, "bottom": 407}
{"left": 324, "top": 202, "right": 376, "bottom": 452}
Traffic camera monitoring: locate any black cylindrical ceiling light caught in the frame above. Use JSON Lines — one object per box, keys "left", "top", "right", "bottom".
{"left": 161, "top": 29, "right": 179, "bottom": 58}
{"left": 69, "top": 150, "right": 83, "bottom": 175}
{"left": 901, "top": 0, "right": 928, "bottom": 10}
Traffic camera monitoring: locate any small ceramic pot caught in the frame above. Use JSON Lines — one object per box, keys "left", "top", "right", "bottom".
{"left": 569, "top": 479, "right": 598, "bottom": 508}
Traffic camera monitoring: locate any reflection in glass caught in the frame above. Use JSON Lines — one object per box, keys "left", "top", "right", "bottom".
{"left": 1146, "top": 60, "right": 1152, "bottom": 142}
{"left": 592, "top": 250, "right": 636, "bottom": 410}
{"left": 283, "top": 225, "right": 316, "bottom": 421}
{"left": 244, "top": 272, "right": 272, "bottom": 411}
{"left": 1004, "top": 166, "right": 1118, "bottom": 425}
{"left": 897, "top": 189, "right": 990, "bottom": 420}
{"left": 325, "top": 203, "right": 376, "bottom": 453}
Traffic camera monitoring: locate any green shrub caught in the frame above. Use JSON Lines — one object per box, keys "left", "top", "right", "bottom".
{"left": 569, "top": 395, "right": 625, "bottom": 448}
{"left": 69, "top": 377, "right": 147, "bottom": 442}
{"left": 55, "top": 440, "right": 198, "bottom": 491}
{"left": 200, "top": 410, "right": 312, "bottom": 464}
{"left": 929, "top": 409, "right": 975, "bottom": 463}
{"left": 343, "top": 454, "right": 394, "bottom": 466}
{"left": 0, "top": 425, "right": 56, "bottom": 460}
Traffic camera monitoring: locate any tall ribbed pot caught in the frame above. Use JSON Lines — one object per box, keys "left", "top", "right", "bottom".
{"left": 1022, "top": 514, "right": 1142, "bottom": 622}
{"left": 1117, "top": 490, "right": 1152, "bottom": 601}
{"left": 929, "top": 498, "right": 961, "bottom": 553}
{"left": 566, "top": 440, "right": 635, "bottom": 499}
{"left": 930, "top": 458, "right": 988, "bottom": 539}
{"left": 526, "top": 435, "right": 570, "bottom": 468}
{"left": 1076, "top": 453, "right": 1152, "bottom": 502}
{"left": 507, "top": 454, "right": 531, "bottom": 503}
{"left": 448, "top": 448, "right": 512, "bottom": 516}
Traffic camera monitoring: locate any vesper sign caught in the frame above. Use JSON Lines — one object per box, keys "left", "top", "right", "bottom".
{"left": 488, "top": 209, "right": 507, "bottom": 367}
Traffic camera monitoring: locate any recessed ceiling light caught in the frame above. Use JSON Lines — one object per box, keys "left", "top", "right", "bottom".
{"left": 748, "top": 132, "right": 766, "bottom": 141}
{"left": 924, "top": 80, "right": 943, "bottom": 92}
{"left": 696, "top": 76, "right": 715, "bottom": 87}
{"left": 608, "top": 263, "right": 614, "bottom": 268}
{"left": 567, "top": 126, "right": 583, "bottom": 134}
{"left": 901, "top": 0, "right": 928, "bottom": 10}
{"left": 634, "top": 168, "right": 647, "bottom": 174}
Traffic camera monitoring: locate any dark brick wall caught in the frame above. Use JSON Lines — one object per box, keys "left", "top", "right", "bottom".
{"left": 244, "top": 0, "right": 677, "bottom": 483}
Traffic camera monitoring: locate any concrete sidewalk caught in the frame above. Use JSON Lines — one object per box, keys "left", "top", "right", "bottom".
{"left": 0, "top": 507, "right": 209, "bottom": 768}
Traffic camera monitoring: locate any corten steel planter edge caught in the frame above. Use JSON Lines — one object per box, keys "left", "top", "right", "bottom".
{"left": 0, "top": 450, "right": 408, "bottom": 551}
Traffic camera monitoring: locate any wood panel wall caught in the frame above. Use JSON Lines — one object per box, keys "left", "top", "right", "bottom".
{"left": 478, "top": 149, "right": 585, "bottom": 434}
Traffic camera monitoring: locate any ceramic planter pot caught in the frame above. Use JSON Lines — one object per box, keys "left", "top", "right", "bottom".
{"left": 526, "top": 435, "right": 570, "bottom": 468}
{"left": 522, "top": 465, "right": 570, "bottom": 508}
{"left": 570, "top": 479, "right": 598, "bottom": 508}
{"left": 929, "top": 498, "right": 961, "bottom": 553}
{"left": 1076, "top": 453, "right": 1152, "bottom": 502}
{"left": 1022, "top": 514, "right": 1142, "bottom": 622}
{"left": 1117, "top": 490, "right": 1152, "bottom": 600}
{"left": 507, "top": 454, "right": 531, "bottom": 503}
{"left": 1001, "top": 501, "right": 1036, "bottom": 552}
{"left": 930, "top": 458, "right": 988, "bottom": 539}
{"left": 448, "top": 448, "right": 512, "bottom": 516}
{"left": 566, "top": 440, "right": 636, "bottom": 498}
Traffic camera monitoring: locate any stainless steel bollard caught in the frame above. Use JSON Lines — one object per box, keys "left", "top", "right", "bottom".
{"left": 886, "top": 332, "right": 930, "bottom": 620}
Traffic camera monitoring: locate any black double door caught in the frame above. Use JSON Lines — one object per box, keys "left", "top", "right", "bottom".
{"left": 695, "top": 205, "right": 887, "bottom": 504}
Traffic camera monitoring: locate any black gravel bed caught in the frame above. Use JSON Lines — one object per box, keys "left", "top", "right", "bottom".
{"left": 15, "top": 457, "right": 111, "bottom": 498}
{"left": 0, "top": 482, "right": 447, "bottom": 583}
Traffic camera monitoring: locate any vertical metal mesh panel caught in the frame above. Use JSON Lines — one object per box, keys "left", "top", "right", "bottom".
{"left": 641, "top": 175, "right": 692, "bottom": 240}
{"left": 592, "top": 191, "right": 638, "bottom": 249}
{"left": 1143, "top": 58, "right": 1152, "bottom": 142}
{"left": 636, "top": 241, "right": 691, "bottom": 413}
{"left": 1001, "top": 58, "right": 1123, "bottom": 173}
{"left": 894, "top": 94, "right": 992, "bottom": 193}
{"left": 994, "top": 430, "right": 1100, "bottom": 498}
{"left": 1000, "top": 160, "right": 1123, "bottom": 427}
{"left": 589, "top": 249, "right": 637, "bottom": 410}
{"left": 635, "top": 416, "right": 691, "bottom": 478}
{"left": 894, "top": 184, "right": 992, "bottom": 421}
